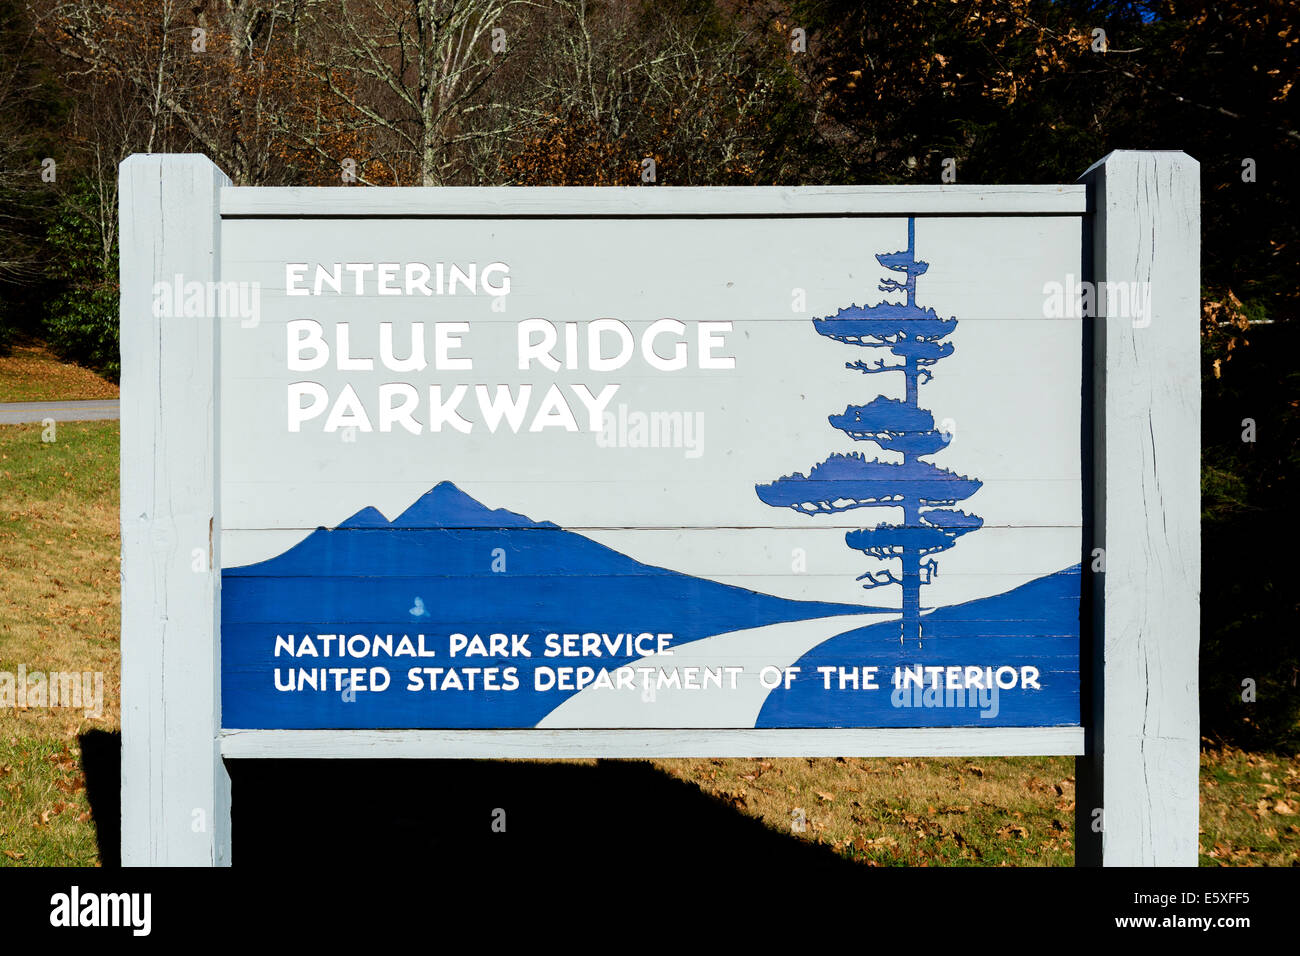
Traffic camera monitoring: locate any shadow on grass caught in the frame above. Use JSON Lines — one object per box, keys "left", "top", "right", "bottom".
{"left": 77, "top": 739, "right": 862, "bottom": 875}
{"left": 228, "top": 758, "right": 862, "bottom": 875}
{"left": 78, "top": 729, "right": 121, "bottom": 868}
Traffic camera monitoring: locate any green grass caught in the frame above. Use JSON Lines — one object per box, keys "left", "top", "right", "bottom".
{"left": 0, "top": 419, "right": 119, "bottom": 500}
{"left": 1, "top": 421, "right": 119, "bottom": 867}
{"left": 0, "top": 737, "right": 100, "bottom": 866}
{"left": 1198, "top": 746, "right": 1300, "bottom": 866}
{"left": 0, "top": 421, "right": 122, "bottom": 744}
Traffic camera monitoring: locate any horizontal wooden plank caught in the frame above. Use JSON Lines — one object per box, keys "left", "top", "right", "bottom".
{"left": 219, "top": 727, "right": 1085, "bottom": 758}
{"left": 220, "top": 185, "right": 1088, "bottom": 218}
{"left": 219, "top": 483, "right": 1083, "bottom": 535}
{"left": 221, "top": 523, "right": 1081, "bottom": 573}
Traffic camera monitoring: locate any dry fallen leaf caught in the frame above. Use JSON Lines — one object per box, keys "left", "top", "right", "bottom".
{"left": 815, "top": 790, "right": 834, "bottom": 802}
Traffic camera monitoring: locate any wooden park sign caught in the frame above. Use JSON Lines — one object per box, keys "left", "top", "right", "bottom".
{"left": 119, "top": 151, "right": 1200, "bottom": 866}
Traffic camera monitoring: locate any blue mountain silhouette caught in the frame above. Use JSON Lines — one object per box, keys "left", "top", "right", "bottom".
{"left": 336, "top": 481, "right": 554, "bottom": 531}
{"left": 222, "top": 482, "right": 883, "bottom": 729}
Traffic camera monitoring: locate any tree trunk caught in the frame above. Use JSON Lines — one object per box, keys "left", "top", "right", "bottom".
{"left": 901, "top": 359, "right": 921, "bottom": 645}
{"left": 901, "top": 546, "right": 921, "bottom": 647}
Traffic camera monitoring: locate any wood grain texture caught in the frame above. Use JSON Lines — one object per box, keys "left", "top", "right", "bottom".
{"left": 1075, "top": 151, "right": 1201, "bottom": 867}
{"left": 220, "top": 727, "right": 1085, "bottom": 758}
{"left": 119, "top": 154, "right": 231, "bottom": 866}
{"left": 221, "top": 184, "right": 1087, "bottom": 217}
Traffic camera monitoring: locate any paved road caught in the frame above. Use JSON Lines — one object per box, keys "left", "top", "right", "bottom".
{"left": 0, "top": 400, "right": 121, "bottom": 424}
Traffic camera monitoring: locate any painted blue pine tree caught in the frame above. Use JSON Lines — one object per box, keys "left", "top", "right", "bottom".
{"left": 756, "top": 218, "right": 982, "bottom": 647}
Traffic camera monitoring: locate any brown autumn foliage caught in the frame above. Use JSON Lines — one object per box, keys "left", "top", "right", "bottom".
{"left": 33, "top": 0, "right": 378, "bottom": 185}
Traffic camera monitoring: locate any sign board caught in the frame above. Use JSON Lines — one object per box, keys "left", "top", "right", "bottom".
{"left": 119, "top": 153, "right": 1200, "bottom": 866}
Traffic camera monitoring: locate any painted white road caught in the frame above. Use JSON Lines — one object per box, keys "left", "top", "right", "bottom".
{"left": 536, "top": 612, "right": 894, "bottom": 728}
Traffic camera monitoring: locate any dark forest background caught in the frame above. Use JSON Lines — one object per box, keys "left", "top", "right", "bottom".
{"left": 0, "top": 0, "right": 1295, "bottom": 748}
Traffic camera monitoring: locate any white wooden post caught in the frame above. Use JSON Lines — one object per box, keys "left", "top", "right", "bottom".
{"left": 1076, "top": 151, "right": 1201, "bottom": 866}
{"left": 119, "top": 154, "right": 231, "bottom": 866}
